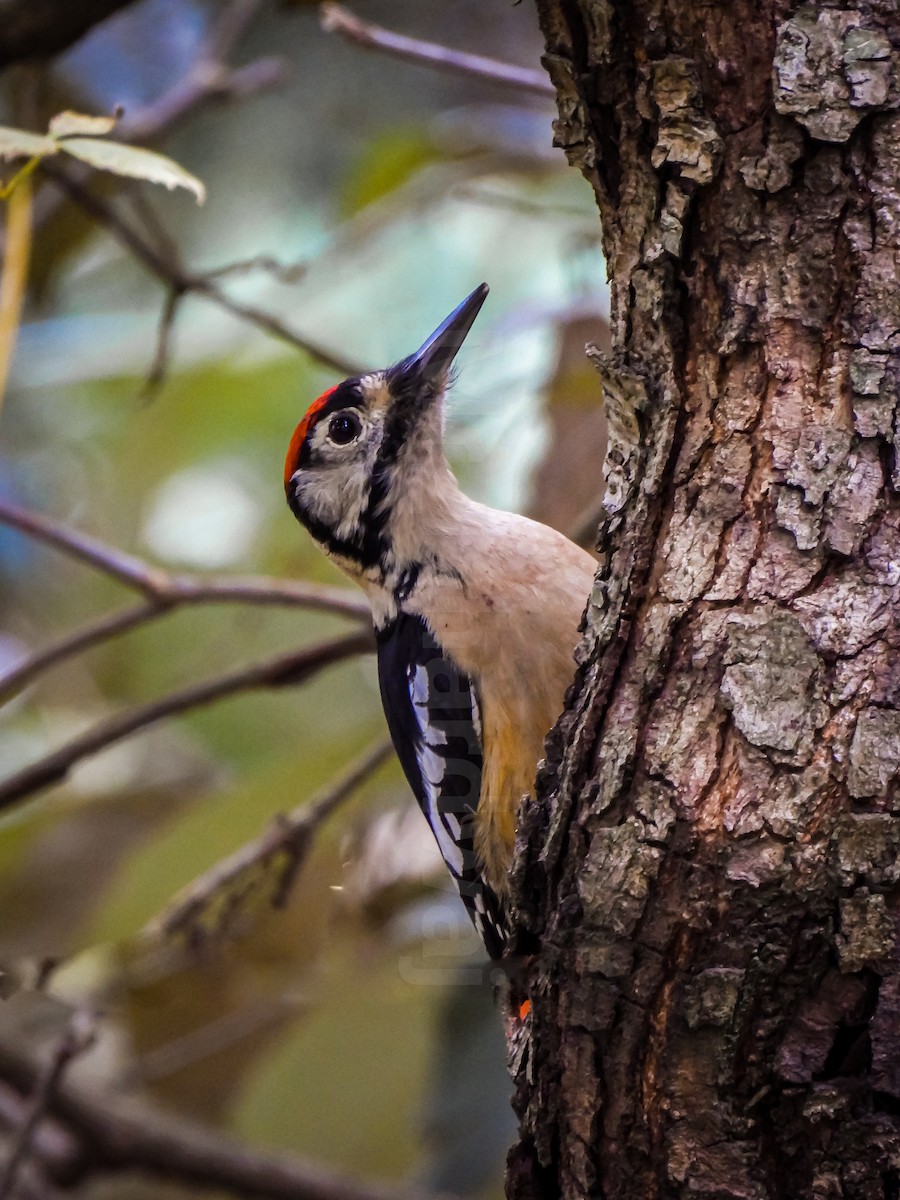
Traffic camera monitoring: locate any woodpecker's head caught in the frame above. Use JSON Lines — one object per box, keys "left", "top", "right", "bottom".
{"left": 284, "top": 283, "right": 488, "bottom": 576}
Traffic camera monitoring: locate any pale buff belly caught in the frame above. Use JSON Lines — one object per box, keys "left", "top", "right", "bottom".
{"left": 473, "top": 680, "right": 570, "bottom": 897}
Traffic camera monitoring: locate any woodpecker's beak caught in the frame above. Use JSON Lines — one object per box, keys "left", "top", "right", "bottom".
{"left": 403, "top": 283, "right": 489, "bottom": 386}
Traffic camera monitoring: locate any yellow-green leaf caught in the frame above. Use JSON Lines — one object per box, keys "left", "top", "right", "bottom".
{"left": 49, "top": 111, "right": 118, "bottom": 139}
{"left": 58, "top": 138, "right": 206, "bottom": 204}
{"left": 0, "top": 126, "right": 58, "bottom": 162}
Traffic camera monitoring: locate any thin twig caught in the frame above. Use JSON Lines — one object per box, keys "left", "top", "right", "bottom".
{"left": 0, "top": 1013, "right": 95, "bottom": 1200}
{"left": 41, "top": 160, "right": 362, "bottom": 376}
{"left": 152, "top": 574, "right": 368, "bottom": 617}
{"left": 320, "top": 4, "right": 555, "bottom": 98}
{"left": 0, "top": 568, "right": 370, "bottom": 703}
{"left": 204, "top": 254, "right": 308, "bottom": 284}
{"left": 149, "top": 736, "right": 394, "bottom": 942}
{"left": 11, "top": 1, "right": 341, "bottom": 388}
{"left": 0, "top": 499, "right": 369, "bottom": 702}
{"left": 0, "top": 1, "right": 350, "bottom": 383}
{"left": 190, "top": 273, "right": 361, "bottom": 374}
{"left": 141, "top": 285, "right": 182, "bottom": 396}
{"left": 0, "top": 497, "right": 368, "bottom": 616}
{"left": 116, "top": 51, "right": 289, "bottom": 144}
{"left": 0, "top": 1084, "right": 78, "bottom": 1173}
{"left": 123, "top": 181, "right": 183, "bottom": 267}
{"left": 0, "top": 630, "right": 373, "bottom": 812}
{"left": 0, "top": 601, "right": 160, "bottom": 705}
{"left": 452, "top": 183, "right": 596, "bottom": 221}
{"left": 0, "top": 499, "right": 166, "bottom": 595}
{"left": 0, "top": 494, "right": 366, "bottom": 601}
{"left": 0, "top": 1029, "right": 459, "bottom": 1200}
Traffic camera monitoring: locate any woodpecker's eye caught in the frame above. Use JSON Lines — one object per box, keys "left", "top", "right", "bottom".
{"left": 326, "top": 412, "right": 362, "bottom": 446}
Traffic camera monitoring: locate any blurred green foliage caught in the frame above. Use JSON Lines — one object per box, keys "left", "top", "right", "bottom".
{"left": 340, "top": 126, "right": 439, "bottom": 218}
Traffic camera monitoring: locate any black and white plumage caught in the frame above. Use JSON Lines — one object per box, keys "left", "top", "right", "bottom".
{"left": 284, "top": 284, "right": 596, "bottom": 958}
{"left": 377, "top": 610, "right": 508, "bottom": 959}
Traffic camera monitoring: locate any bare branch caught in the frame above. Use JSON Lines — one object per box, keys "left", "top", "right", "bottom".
{"left": 161, "top": 574, "right": 368, "bottom": 618}
{"left": 320, "top": 3, "right": 555, "bottom": 98}
{"left": 0, "top": 601, "right": 160, "bottom": 705}
{"left": 122, "top": 181, "right": 183, "bottom": 265}
{"left": 117, "top": 0, "right": 284, "bottom": 137}
{"left": 204, "top": 255, "right": 308, "bottom": 285}
{"left": 118, "top": 55, "right": 288, "bottom": 144}
{"left": 0, "top": 500, "right": 371, "bottom": 706}
{"left": 41, "top": 161, "right": 363, "bottom": 376}
{"left": 189, "top": 273, "right": 362, "bottom": 375}
{"left": 149, "top": 736, "right": 394, "bottom": 943}
{"left": 2, "top": 3, "right": 352, "bottom": 378}
{"left": 144, "top": 239, "right": 313, "bottom": 384}
{"left": 0, "top": 1029, "right": 460, "bottom": 1200}
{"left": 452, "top": 183, "right": 596, "bottom": 221}
{"left": 0, "top": 497, "right": 369, "bottom": 617}
{"left": 0, "top": 574, "right": 372, "bottom": 704}
{"left": 0, "top": 1013, "right": 95, "bottom": 1200}
{"left": 0, "top": 631, "right": 373, "bottom": 812}
{"left": 141, "top": 285, "right": 182, "bottom": 395}
{"left": 0, "top": 499, "right": 166, "bottom": 595}
{"left": 0, "top": 1082, "right": 79, "bottom": 1183}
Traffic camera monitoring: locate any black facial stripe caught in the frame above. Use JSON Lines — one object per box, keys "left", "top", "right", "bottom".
{"left": 395, "top": 562, "right": 421, "bottom": 603}
{"left": 285, "top": 471, "right": 388, "bottom": 571}
{"left": 356, "top": 462, "right": 391, "bottom": 567}
{"left": 381, "top": 356, "right": 442, "bottom": 469}
{"left": 286, "top": 490, "right": 372, "bottom": 564}
{"left": 347, "top": 357, "right": 442, "bottom": 565}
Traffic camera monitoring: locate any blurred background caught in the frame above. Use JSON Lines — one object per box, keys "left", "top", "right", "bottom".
{"left": 0, "top": 2, "right": 608, "bottom": 1195}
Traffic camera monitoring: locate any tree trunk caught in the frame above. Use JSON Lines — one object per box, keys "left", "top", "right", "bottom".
{"left": 509, "top": 3, "right": 900, "bottom": 1198}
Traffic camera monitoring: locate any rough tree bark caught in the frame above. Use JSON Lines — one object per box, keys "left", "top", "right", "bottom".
{"left": 509, "top": 3, "right": 900, "bottom": 1198}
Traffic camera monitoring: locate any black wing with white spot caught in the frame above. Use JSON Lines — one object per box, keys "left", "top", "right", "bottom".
{"left": 376, "top": 611, "right": 508, "bottom": 959}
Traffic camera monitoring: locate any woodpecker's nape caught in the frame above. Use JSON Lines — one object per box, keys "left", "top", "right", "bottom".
{"left": 284, "top": 284, "right": 597, "bottom": 960}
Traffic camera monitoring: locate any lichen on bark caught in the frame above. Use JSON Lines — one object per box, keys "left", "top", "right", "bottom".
{"left": 720, "top": 609, "right": 827, "bottom": 762}
{"left": 773, "top": 7, "right": 896, "bottom": 142}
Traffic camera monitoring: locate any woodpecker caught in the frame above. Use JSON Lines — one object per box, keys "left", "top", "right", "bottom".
{"left": 284, "top": 284, "right": 596, "bottom": 957}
